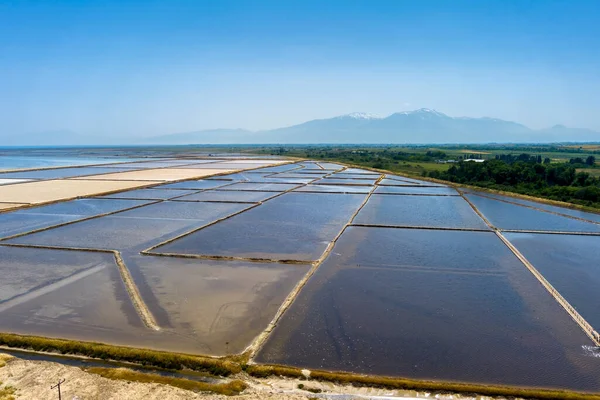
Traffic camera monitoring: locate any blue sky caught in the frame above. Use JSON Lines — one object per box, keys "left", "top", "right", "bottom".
{"left": 1, "top": 0, "right": 599, "bottom": 138}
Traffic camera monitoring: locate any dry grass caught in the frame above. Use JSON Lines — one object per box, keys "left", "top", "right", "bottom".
{"left": 0, "top": 354, "right": 12, "bottom": 369}
{"left": 0, "top": 383, "right": 15, "bottom": 400}
{"left": 86, "top": 367, "right": 246, "bottom": 396}
{"left": 565, "top": 145, "right": 600, "bottom": 150}
{"left": 578, "top": 168, "right": 600, "bottom": 177}
{"left": 0, "top": 333, "right": 240, "bottom": 376}
{"left": 246, "top": 365, "right": 600, "bottom": 400}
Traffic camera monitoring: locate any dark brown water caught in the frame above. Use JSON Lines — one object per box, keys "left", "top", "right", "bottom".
{"left": 256, "top": 226, "right": 600, "bottom": 391}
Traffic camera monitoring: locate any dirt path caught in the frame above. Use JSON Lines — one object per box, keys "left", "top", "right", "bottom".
{"left": 0, "top": 352, "right": 486, "bottom": 400}
{"left": 0, "top": 355, "right": 307, "bottom": 399}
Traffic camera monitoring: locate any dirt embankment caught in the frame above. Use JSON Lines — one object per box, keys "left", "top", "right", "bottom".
{"left": 0, "top": 354, "right": 307, "bottom": 400}
{"left": 0, "top": 352, "right": 506, "bottom": 400}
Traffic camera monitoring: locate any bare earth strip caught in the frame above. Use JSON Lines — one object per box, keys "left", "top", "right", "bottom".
{"left": 0, "top": 354, "right": 434, "bottom": 400}
{"left": 0, "top": 203, "right": 28, "bottom": 211}
{"left": 113, "top": 252, "right": 160, "bottom": 331}
{"left": 71, "top": 168, "right": 236, "bottom": 182}
{"left": 0, "top": 179, "right": 161, "bottom": 205}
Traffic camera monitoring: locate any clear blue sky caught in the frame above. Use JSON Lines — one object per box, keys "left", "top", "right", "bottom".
{"left": 1, "top": 0, "right": 599, "bottom": 138}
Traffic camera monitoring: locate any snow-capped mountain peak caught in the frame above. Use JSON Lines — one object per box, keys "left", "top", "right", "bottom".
{"left": 397, "top": 108, "right": 448, "bottom": 117}
{"left": 342, "top": 112, "right": 381, "bottom": 120}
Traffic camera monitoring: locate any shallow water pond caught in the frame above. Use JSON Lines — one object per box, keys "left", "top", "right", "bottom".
{"left": 465, "top": 193, "right": 600, "bottom": 232}
{"left": 374, "top": 186, "right": 459, "bottom": 195}
{"left": 354, "top": 195, "right": 489, "bottom": 229}
{"left": 505, "top": 232, "right": 600, "bottom": 330}
{"left": 153, "top": 192, "right": 367, "bottom": 261}
{"left": 256, "top": 227, "right": 600, "bottom": 391}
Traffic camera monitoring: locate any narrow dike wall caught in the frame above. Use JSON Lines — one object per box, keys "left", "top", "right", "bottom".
{"left": 113, "top": 252, "right": 160, "bottom": 331}
{"left": 460, "top": 192, "right": 600, "bottom": 346}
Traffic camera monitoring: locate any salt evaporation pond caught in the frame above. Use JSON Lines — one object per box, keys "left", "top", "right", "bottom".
{"left": 256, "top": 227, "right": 600, "bottom": 391}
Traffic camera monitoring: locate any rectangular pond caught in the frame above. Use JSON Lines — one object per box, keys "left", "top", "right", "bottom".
{"left": 15, "top": 198, "right": 152, "bottom": 217}
{"left": 464, "top": 193, "right": 600, "bottom": 233}
{"left": 110, "top": 201, "right": 252, "bottom": 222}
{"left": 374, "top": 186, "right": 459, "bottom": 196}
{"left": 180, "top": 162, "right": 270, "bottom": 169}
{"left": 505, "top": 232, "right": 600, "bottom": 331}
{"left": 0, "top": 213, "right": 84, "bottom": 239}
{"left": 74, "top": 168, "right": 234, "bottom": 182}
{"left": 0, "top": 258, "right": 162, "bottom": 351}
{"left": 256, "top": 227, "right": 600, "bottom": 391}
{"left": 5, "top": 215, "right": 202, "bottom": 251}
{"left": 316, "top": 162, "right": 344, "bottom": 170}
{"left": 385, "top": 174, "right": 446, "bottom": 186}
{"left": 465, "top": 191, "right": 600, "bottom": 224}
{"left": 317, "top": 177, "right": 377, "bottom": 186}
{"left": 152, "top": 192, "right": 368, "bottom": 261}
{"left": 0, "top": 198, "right": 154, "bottom": 239}
{"left": 174, "top": 190, "right": 278, "bottom": 203}
{"left": 268, "top": 173, "right": 327, "bottom": 180}
{"left": 156, "top": 180, "right": 233, "bottom": 190}
{"left": 251, "top": 164, "right": 303, "bottom": 173}
{"left": 354, "top": 195, "right": 489, "bottom": 229}
{"left": 0, "top": 166, "right": 144, "bottom": 180}
{"left": 218, "top": 182, "right": 302, "bottom": 192}
{"left": 0, "top": 246, "right": 116, "bottom": 304}
{"left": 206, "top": 172, "right": 314, "bottom": 184}
{"left": 330, "top": 173, "right": 383, "bottom": 180}
{"left": 101, "top": 161, "right": 200, "bottom": 169}
{"left": 123, "top": 254, "right": 310, "bottom": 355}
{"left": 294, "top": 185, "right": 373, "bottom": 194}
{"left": 342, "top": 168, "right": 381, "bottom": 175}
{"left": 98, "top": 188, "right": 195, "bottom": 200}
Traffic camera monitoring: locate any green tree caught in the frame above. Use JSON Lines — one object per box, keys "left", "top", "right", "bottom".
{"left": 586, "top": 155, "right": 596, "bottom": 166}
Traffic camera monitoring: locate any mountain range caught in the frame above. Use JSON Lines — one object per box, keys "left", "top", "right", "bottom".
{"left": 144, "top": 109, "right": 600, "bottom": 144}
{"left": 4, "top": 109, "right": 599, "bottom": 146}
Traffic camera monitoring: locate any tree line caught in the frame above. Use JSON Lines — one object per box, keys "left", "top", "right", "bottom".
{"left": 428, "top": 156, "right": 600, "bottom": 206}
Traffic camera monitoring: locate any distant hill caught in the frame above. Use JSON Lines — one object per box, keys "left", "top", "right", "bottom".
{"left": 3, "top": 109, "right": 599, "bottom": 145}
{"left": 148, "top": 109, "right": 600, "bottom": 144}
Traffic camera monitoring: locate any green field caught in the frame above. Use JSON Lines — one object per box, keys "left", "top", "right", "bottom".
{"left": 249, "top": 144, "right": 600, "bottom": 209}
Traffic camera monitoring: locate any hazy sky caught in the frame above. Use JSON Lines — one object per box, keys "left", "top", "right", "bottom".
{"left": 1, "top": 0, "right": 599, "bottom": 138}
